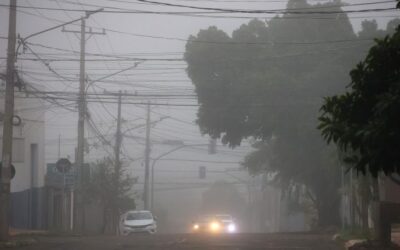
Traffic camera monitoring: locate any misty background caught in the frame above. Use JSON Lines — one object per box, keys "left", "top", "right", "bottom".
{"left": 0, "top": 0, "right": 398, "bottom": 233}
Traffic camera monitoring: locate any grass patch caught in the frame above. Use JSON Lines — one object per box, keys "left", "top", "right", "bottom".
{"left": 338, "top": 227, "right": 374, "bottom": 241}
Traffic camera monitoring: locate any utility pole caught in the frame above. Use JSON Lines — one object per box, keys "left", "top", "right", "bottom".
{"left": 58, "top": 134, "right": 61, "bottom": 159}
{"left": 144, "top": 102, "right": 151, "bottom": 210}
{"left": 115, "top": 92, "right": 122, "bottom": 180}
{"left": 76, "top": 17, "right": 86, "bottom": 234}
{"left": 62, "top": 15, "right": 104, "bottom": 233}
{"left": 114, "top": 91, "right": 122, "bottom": 233}
{"left": 0, "top": 0, "right": 17, "bottom": 241}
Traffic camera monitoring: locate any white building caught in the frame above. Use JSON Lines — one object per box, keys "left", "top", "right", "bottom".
{"left": 0, "top": 77, "right": 46, "bottom": 229}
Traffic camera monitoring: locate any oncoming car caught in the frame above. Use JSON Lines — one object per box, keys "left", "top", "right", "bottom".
{"left": 191, "top": 214, "right": 237, "bottom": 234}
{"left": 120, "top": 210, "right": 157, "bottom": 235}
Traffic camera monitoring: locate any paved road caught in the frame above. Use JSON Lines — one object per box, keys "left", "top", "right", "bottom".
{"left": 14, "top": 233, "right": 342, "bottom": 250}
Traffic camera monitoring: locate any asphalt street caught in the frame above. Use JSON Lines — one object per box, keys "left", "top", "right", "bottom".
{"left": 11, "top": 233, "right": 343, "bottom": 250}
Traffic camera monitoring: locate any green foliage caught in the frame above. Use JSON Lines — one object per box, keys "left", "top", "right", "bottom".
{"left": 185, "top": 0, "right": 399, "bottom": 227}
{"left": 185, "top": 0, "right": 362, "bottom": 227}
{"left": 319, "top": 26, "right": 400, "bottom": 177}
{"left": 85, "top": 157, "right": 136, "bottom": 218}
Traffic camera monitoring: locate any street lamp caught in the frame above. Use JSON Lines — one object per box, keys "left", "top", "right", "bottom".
{"left": 16, "top": 8, "right": 104, "bottom": 57}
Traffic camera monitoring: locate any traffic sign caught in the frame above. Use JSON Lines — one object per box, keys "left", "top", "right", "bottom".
{"left": 56, "top": 158, "right": 72, "bottom": 173}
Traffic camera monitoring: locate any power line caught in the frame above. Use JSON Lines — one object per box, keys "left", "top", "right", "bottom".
{"left": 24, "top": 41, "right": 184, "bottom": 59}
{"left": 59, "top": 0, "right": 399, "bottom": 18}
{"left": 86, "top": 113, "right": 115, "bottom": 157}
{"left": 4, "top": 89, "right": 331, "bottom": 106}
{"left": 11, "top": 94, "right": 319, "bottom": 108}
{"left": 19, "top": 42, "right": 77, "bottom": 91}
{"left": 4, "top": 90, "right": 198, "bottom": 97}
{"left": 8, "top": 42, "right": 370, "bottom": 62}
{"left": 6, "top": 57, "right": 182, "bottom": 62}
{"left": 135, "top": 0, "right": 397, "bottom": 14}
{"left": 1, "top": 2, "right": 396, "bottom": 14}
{"left": 16, "top": 4, "right": 400, "bottom": 21}
{"left": 13, "top": 8, "right": 393, "bottom": 51}
{"left": 24, "top": 31, "right": 376, "bottom": 47}
{"left": 153, "top": 158, "right": 240, "bottom": 164}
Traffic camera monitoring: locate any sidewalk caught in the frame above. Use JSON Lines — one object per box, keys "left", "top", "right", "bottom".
{"left": 345, "top": 231, "right": 400, "bottom": 250}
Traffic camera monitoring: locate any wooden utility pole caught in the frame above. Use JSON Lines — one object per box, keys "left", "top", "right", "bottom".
{"left": 0, "top": 0, "right": 17, "bottom": 241}
{"left": 76, "top": 17, "right": 86, "bottom": 234}
{"left": 115, "top": 92, "right": 122, "bottom": 177}
{"left": 114, "top": 91, "right": 122, "bottom": 233}
{"left": 143, "top": 102, "right": 151, "bottom": 210}
{"left": 62, "top": 15, "right": 104, "bottom": 233}
{"left": 71, "top": 17, "right": 87, "bottom": 234}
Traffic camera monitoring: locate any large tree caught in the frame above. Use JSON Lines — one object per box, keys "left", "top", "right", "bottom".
{"left": 185, "top": 0, "right": 396, "bottom": 227}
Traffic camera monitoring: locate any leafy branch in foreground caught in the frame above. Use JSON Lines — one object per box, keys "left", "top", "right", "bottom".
{"left": 319, "top": 26, "right": 400, "bottom": 177}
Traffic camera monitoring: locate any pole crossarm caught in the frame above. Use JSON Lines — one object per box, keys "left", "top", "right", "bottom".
{"left": 62, "top": 26, "right": 106, "bottom": 35}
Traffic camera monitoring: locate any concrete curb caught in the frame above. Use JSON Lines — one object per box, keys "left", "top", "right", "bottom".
{"left": 344, "top": 239, "right": 400, "bottom": 250}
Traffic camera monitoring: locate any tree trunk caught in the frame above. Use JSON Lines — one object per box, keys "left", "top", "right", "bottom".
{"left": 359, "top": 176, "right": 370, "bottom": 231}
{"left": 370, "top": 177, "right": 380, "bottom": 238}
{"left": 350, "top": 181, "right": 357, "bottom": 229}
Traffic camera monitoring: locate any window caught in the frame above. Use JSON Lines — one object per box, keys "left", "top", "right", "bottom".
{"left": 126, "top": 212, "right": 153, "bottom": 220}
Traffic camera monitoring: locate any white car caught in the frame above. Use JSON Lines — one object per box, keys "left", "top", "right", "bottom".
{"left": 120, "top": 210, "right": 157, "bottom": 235}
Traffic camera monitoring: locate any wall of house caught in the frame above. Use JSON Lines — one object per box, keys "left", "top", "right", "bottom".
{"left": 0, "top": 86, "right": 46, "bottom": 229}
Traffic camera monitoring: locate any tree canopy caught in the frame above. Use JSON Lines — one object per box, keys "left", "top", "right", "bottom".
{"left": 185, "top": 0, "right": 399, "bottom": 227}
{"left": 318, "top": 25, "right": 400, "bottom": 177}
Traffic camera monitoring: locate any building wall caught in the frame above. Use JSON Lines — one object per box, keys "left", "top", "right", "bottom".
{"left": 0, "top": 85, "right": 46, "bottom": 229}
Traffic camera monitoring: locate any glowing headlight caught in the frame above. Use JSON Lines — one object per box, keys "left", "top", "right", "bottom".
{"left": 227, "top": 223, "right": 236, "bottom": 233}
{"left": 209, "top": 221, "right": 220, "bottom": 232}
{"left": 193, "top": 224, "right": 199, "bottom": 230}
